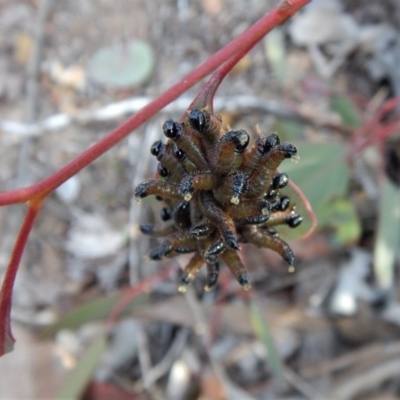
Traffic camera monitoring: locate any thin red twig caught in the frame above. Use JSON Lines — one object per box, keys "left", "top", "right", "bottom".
{"left": 188, "top": 46, "right": 253, "bottom": 114}
{"left": 0, "top": 199, "right": 44, "bottom": 355}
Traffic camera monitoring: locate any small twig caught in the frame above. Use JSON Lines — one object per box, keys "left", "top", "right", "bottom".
{"left": 136, "top": 324, "right": 152, "bottom": 390}
{"left": 300, "top": 341, "right": 400, "bottom": 379}
{"left": 283, "top": 367, "right": 330, "bottom": 400}
{"left": 333, "top": 358, "right": 400, "bottom": 400}
{"left": 0, "top": 95, "right": 352, "bottom": 139}
{"left": 141, "top": 328, "right": 189, "bottom": 388}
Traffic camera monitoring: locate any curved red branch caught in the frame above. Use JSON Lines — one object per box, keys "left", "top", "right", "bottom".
{"left": 0, "top": 198, "right": 44, "bottom": 356}
{"left": 188, "top": 47, "right": 253, "bottom": 113}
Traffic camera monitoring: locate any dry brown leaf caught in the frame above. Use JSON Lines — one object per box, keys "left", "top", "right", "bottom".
{"left": 14, "top": 32, "right": 33, "bottom": 65}
{"left": 231, "top": 54, "right": 252, "bottom": 74}
{"left": 199, "top": 370, "right": 226, "bottom": 400}
{"left": 48, "top": 61, "right": 86, "bottom": 91}
{"left": 202, "top": 0, "right": 223, "bottom": 15}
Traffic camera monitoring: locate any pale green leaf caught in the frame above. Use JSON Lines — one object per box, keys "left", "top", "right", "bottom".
{"left": 374, "top": 177, "right": 400, "bottom": 288}
{"left": 273, "top": 119, "right": 305, "bottom": 142}
{"left": 330, "top": 95, "right": 361, "bottom": 128}
{"left": 56, "top": 334, "right": 106, "bottom": 400}
{"left": 87, "top": 40, "right": 154, "bottom": 88}
{"left": 325, "top": 198, "right": 361, "bottom": 244}
{"left": 249, "top": 300, "right": 285, "bottom": 386}
{"left": 264, "top": 28, "right": 286, "bottom": 82}
{"left": 41, "top": 292, "right": 148, "bottom": 338}
{"left": 281, "top": 142, "right": 349, "bottom": 226}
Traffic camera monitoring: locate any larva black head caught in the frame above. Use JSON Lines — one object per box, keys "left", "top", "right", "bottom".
{"left": 225, "top": 233, "right": 240, "bottom": 250}
{"left": 287, "top": 214, "right": 302, "bottom": 228}
{"left": 188, "top": 109, "right": 208, "bottom": 132}
{"left": 278, "top": 143, "right": 297, "bottom": 158}
{"left": 236, "top": 214, "right": 270, "bottom": 225}
{"left": 237, "top": 273, "right": 251, "bottom": 289}
{"left": 160, "top": 207, "right": 172, "bottom": 221}
{"left": 272, "top": 173, "right": 289, "bottom": 189}
{"left": 180, "top": 175, "right": 195, "bottom": 198}
{"left": 206, "top": 239, "right": 226, "bottom": 257}
{"left": 173, "top": 200, "right": 191, "bottom": 229}
{"left": 139, "top": 224, "right": 154, "bottom": 235}
{"left": 163, "top": 120, "right": 181, "bottom": 139}
{"left": 149, "top": 248, "right": 164, "bottom": 261}
{"left": 226, "top": 129, "right": 250, "bottom": 153}
{"left": 175, "top": 246, "right": 195, "bottom": 254}
{"left": 278, "top": 196, "right": 290, "bottom": 211}
{"left": 173, "top": 143, "right": 186, "bottom": 161}
{"left": 264, "top": 134, "right": 280, "bottom": 153}
{"left": 150, "top": 140, "right": 163, "bottom": 156}
{"left": 159, "top": 240, "right": 173, "bottom": 257}
{"left": 180, "top": 273, "right": 192, "bottom": 287}
{"left": 282, "top": 247, "right": 296, "bottom": 267}
{"left": 157, "top": 163, "right": 169, "bottom": 178}
{"left": 205, "top": 260, "right": 219, "bottom": 291}
{"left": 134, "top": 182, "right": 149, "bottom": 199}
{"left": 190, "top": 223, "right": 215, "bottom": 238}
{"left": 268, "top": 228, "right": 279, "bottom": 237}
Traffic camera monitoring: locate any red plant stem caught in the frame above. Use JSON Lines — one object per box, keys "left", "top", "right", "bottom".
{"left": 289, "top": 179, "right": 317, "bottom": 239}
{"left": 353, "top": 121, "right": 400, "bottom": 153}
{"left": 0, "top": 199, "right": 43, "bottom": 353}
{"left": 352, "top": 96, "right": 400, "bottom": 145}
{"left": 188, "top": 46, "right": 253, "bottom": 114}
{"left": 0, "top": 0, "right": 310, "bottom": 206}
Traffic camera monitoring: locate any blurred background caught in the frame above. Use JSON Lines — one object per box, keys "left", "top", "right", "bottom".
{"left": 0, "top": 0, "right": 400, "bottom": 399}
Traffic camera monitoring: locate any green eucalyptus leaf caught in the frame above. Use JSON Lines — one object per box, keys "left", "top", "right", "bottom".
{"left": 87, "top": 40, "right": 154, "bottom": 88}
{"left": 273, "top": 119, "right": 305, "bottom": 142}
{"left": 41, "top": 292, "right": 148, "bottom": 337}
{"left": 280, "top": 142, "right": 349, "bottom": 226}
{"left": 330, "top": 95, "right": 361, "bottom": 128}
{"left": 264, "top": 28, "right": 286, "bottom": 82}
{"left": 56, "top": 334, "right": 106, "bottom": 400}
{"left": 325, "top": 198, "right": 361, "bottom": 245}
{"left": 249, "top": 300, "right": 285, "bottom": 386}
{"left": 374, "top": 177, "right": 400, "bottom": 288}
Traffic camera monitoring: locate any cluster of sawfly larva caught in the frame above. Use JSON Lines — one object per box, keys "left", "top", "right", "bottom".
{"left": 134, "top": 109, "right": 302, "bottom": 292}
